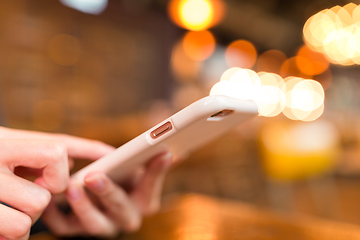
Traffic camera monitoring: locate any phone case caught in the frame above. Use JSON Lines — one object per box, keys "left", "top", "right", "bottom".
{"left": 72, "top": 95, "right": 258, "bottom": 183}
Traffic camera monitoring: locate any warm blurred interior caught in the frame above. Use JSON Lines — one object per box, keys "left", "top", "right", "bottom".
{"left": 4, "top": 0, "right": 360, "bottom": 236}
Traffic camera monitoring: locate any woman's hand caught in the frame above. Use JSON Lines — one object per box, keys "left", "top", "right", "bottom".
{"left": 0, "top": 127, "right": 115, "bottom": 240}
{"left": 0, "top": 139, "right": 70, "bottom": 240}
{"left": 41, "top": 152, "right": 172, "bottom": 238}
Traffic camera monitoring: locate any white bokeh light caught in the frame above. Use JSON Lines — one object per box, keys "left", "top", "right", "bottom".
{"left": 60, "top": 0, "right": 108, "bottom": 15}
{"left": 210, "top": 68, "right": 325, "bottom": 121}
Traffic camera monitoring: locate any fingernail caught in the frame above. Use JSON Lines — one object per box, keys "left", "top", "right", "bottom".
{"left": 0, "top": 235, "right": 6, "bottom": 240}
{"left": 66, "top": 183, "right": 82, "bottom": 201}
{"left": 85, "top": 172, "right": 105, "bottom": 191}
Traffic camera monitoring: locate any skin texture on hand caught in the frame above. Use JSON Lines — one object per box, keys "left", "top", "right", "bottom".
{"left": 41, "top": 152, "right": 172, "bottom": 238}
{"left": 0, "top": 127, "right": 116, "bottom": 240}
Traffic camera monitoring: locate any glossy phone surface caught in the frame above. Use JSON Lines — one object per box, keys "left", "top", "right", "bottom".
{"left": 72, "top": 95, "right": 258, "bottom": 183}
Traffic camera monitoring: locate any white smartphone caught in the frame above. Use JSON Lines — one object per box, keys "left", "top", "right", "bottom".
{"left": 72, "top": 95, "right": 258, "bottom": 184}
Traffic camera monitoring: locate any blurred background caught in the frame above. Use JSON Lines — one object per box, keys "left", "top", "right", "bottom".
{"left": 3, "top": 0, "right": 360, "bottom": 227}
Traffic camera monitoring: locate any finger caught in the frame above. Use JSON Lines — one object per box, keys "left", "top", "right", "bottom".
{"left": 0, "top": 127, "right": 116, "bottom": 160}
{"left": 65, "top": 181, "right": 115, "bottom": 237}
{"left": 0, "top": 172, "right": 51, "bottom": 223}
{"left": 119, "top": 166, "right": 145, "bottom": 192}
{"left": 84, "top": 172, "right": 141, "bottom": 233}
{"left": 41, "top": 200, "right": 85, "bottom": 237}
{"left": 131, "top": 152, "right": 172, "bottom": 215}
{"left": 0, "top": 139, "right": 69, "bottom": 193}
{"left": 0, "top": 204, "right": 31, "bottom": 240}
{"left": 51, "top": 134, "right": 116, "bottom": 160}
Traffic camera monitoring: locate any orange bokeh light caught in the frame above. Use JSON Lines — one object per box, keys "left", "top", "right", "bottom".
{"left": 225, "top": 40, "right": 257, "bottom": 68}
{"left": 256, "top": 49, "right": 287, "bottom": 74}
{"left": 167, "top": 0, "right": 226, "bottom": 31}
{"left": 182, "top": 30, "right": 216, "bottom": 61}
{"left": 280, "top": 57, "right": 312, "bottom": 79}
{"left": 296, "top": 45, "right": 329, "bottom": 76}
{"left": 171, "top": 40, "right": 202, "bottom": 83}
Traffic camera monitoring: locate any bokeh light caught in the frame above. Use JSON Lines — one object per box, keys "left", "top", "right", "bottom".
{"left": 180, "top": 0, "right": 212, "bottom": 31}
{"left": 211, "top": 68, "right": 260, "bottom": 101}
{"left": 225, "top": 40, "right": 257, "bottom": 68}
{"left": 296, "top": 45, "right": 330, "bottom": 76}
{"left": 210, "top": 68, "right": 325, "bottom": 121}
{"left": 259, "top": 120, "right": 340, "bottom": 180}
{"left": 256, "top": 72, "right": 286, "bottom": 117}
{"left": 282, "top": 77, "right": 325, "bottom": 121}
{"left": 47, "top": 34, "right": 81, "bottom": 66}
{"left": 256, "top": 49, "right": 287, "bottom": 74}
{"left": 303, "top": 3, "right": 360, "bottom": 66}
{"left": 280, "top": 57, "right": 312, "bottom": 79}
{"left": 60, "top": 0, "right": 108, "bottom": 15}
{"left": 219, "top": 67, "right": 242, "bottom": 81}
{"left": 182, "top": 30, "right": 216, "bottom": 61}
{"left": 171, "top": 40, "right": 203, "bottom": 83}
{"left": 167, "top": 0, "right": 226, "bottom": 31}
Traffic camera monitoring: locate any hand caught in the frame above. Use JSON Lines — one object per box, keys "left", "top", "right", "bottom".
{"left": 0, "top": 127, "right": 115, "bottom": 240}
{"left": 41, "top": 152, "right": 172, "bottom": 238}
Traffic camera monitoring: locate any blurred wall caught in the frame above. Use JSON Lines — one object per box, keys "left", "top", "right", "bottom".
{"left": 0, "top": 0, "right": 179, "bottom": 144}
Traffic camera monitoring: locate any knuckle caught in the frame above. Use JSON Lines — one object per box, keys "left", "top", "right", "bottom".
{"left": 50, "top": 142, "right": 67, "bottom": 161}
{"left": 9, "top": 214, "right": 31, "bottom": 239}
{"left": 32, "top": 189, "right": 51, "bottom": 212}
{"left": 25, "top": 188, "right": 51, "bottom": 217}
{"left": 41, "top": 142, "right": 67, "bottom": 162}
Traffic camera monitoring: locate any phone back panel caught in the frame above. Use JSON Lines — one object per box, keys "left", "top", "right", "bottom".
{"left": 73, "top": 95, "right": 258, "bottom": 183}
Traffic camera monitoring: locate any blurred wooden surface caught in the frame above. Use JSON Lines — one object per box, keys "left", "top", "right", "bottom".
{"left": 31, "top": 193, "right": 360, "bottom": 240}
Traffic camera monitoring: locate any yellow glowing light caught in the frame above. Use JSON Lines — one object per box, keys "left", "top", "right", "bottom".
{"left": 168, "top": 0, "right": 226, "bottom": 31}
{"left": 259, "top": 120, "right": 340, "bottom": 181}
{"left": 182, "top": 30, "right": 216, "bottom": 61}
{"left": 354, "top": 5, "right": 360, "bottom": 24}
{"left": 225, "top": 40, "right": 257, "bottom": 68}
{"left": 180, "top": 0, "right": 212, "bottom": 31}
{"left": 303, "top": 3, "right": 360, "bottom": 66}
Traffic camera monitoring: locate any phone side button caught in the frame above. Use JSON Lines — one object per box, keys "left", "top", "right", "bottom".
{"left": 150, "top": 121, "right": 173, "bottom": 139}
